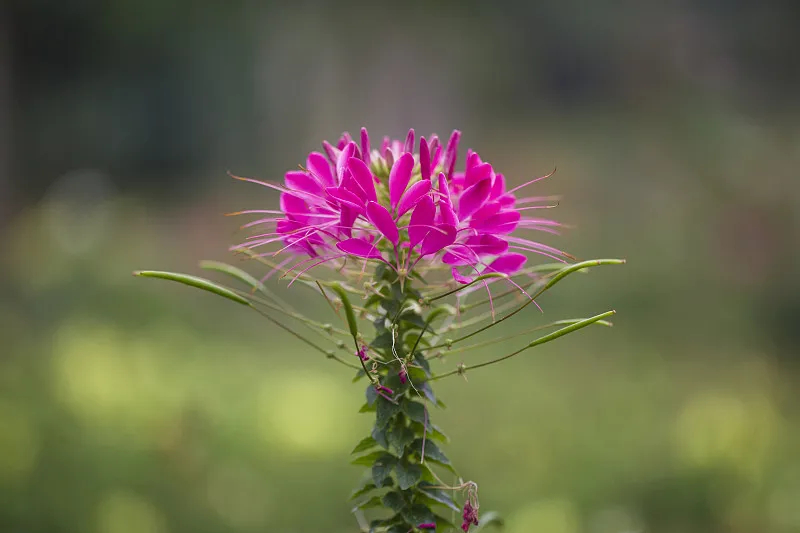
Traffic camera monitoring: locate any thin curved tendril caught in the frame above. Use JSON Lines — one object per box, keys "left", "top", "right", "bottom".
{"left": 426, "top": 317, "right": 614, "bottom": 359}
{"left": 426, "top": 259, "right": 625, "bottom": 349}
{"left": 249, "top": 306, "right": 360, "bottom": 370}
{"left": 229, "top": 286, "right": 349, "bottom": 338}
{"left": 429, "top": 310, "right": 616, "bottom": 380}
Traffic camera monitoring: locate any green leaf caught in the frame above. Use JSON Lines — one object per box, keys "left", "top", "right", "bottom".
{"left": 407, "top": 366, "right": 429, "bottom": 383}
{"left": 370, "top": 331, "right": 394, "bottom": 350}
{"left": 474, "top": 510, "right": 504, "bottom": 531}
{"left": 420, "top": 382, "right": 437, "bottom": 404}
{"left": 417, "top": 483, "right": 460, "bottom": 512}
{"left": 372, "top": 426, "right": 388, "bottom": 449}
{"left": 329, "top": 282, "right": 359, "bottom": 347}
{"left": 414, "top": 352, "right": 431, "bottom": 374}
{"left": 413, "top": 439, "right": 450, "bottom": 465}
{"left": 359, "top": 402, "right": 376, "bottom": 413}
{"left": 376, "top": 396, "right": 401, "bottom": 429}
{"left": 409, "top": 422, "right": 449, "bottom": 443}
{"left": 371, "top": 454, "right": 396, "bottom": 486}
{"left": 133, "top": 271, "right": 250, "bottom": 306}
{"left": 381, "top": 491, "right": 407, "bottom": 513}
{"left": 395, "top": 461, "right": 422, "bottom": 490}
{"left": 352, "top": 369, "right": 367, "bottom": 383}
{"left": 414, "top": 439, "right": 456, "bottom": 475}
{"left": 399, "top": 312, "right": 427, "bottom": 329}
{"left": 403, "top": 402, "right": 428, "bottom": 426}
{"left": 365, "top": 384, "right": 378, "bottom": 406}
{"left": 428, "top": 424, "right": 450, "bottom": 443}
{"left": 353, "top": 495, "right": 383, "bottom": 510}
{"left": 387, "top": 423, "right": 415, "bottom": 455}
{"left": 351, "top": 451, "right": 386, "bottom": 466}
{"left": 351, "top": 436, "right": 378, "bottom": 454}
{"left": 419, "top": 463, "right": 437, "bottom": 484}
{"left": 400, "top": 503, "right": 435, "bottom": 526}
{"left": 349, "top": 483, "right": 377, "bottom": 500}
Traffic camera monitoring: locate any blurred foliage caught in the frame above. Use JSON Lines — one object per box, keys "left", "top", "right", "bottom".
{"left": 2, "top": 1, "right": 800, "bottom": 532}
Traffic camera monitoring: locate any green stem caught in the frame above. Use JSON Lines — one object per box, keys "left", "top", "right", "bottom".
{"left": 429, "top": 310, "right": 616, "bottom": 381}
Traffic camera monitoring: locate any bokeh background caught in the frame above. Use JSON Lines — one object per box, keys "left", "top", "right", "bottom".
{"left": 2, "top": 2, "right": 800, "bottom": 532}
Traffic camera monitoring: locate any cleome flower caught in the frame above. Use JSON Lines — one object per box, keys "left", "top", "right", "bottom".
{"left": 231, "top": 127, "right": 569, "bottom": 287}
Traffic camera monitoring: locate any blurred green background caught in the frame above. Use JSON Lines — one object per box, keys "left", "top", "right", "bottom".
{"left": 1, "top": 1, "right": 799, "bottom": 532}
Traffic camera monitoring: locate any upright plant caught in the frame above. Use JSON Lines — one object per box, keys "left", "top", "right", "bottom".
{"left": 136, "top": 127, "right": 623, "bottom": 532}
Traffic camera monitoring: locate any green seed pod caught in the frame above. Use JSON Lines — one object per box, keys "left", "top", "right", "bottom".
{"left": 330, "top": 282, "right": 359, "bottom": 349}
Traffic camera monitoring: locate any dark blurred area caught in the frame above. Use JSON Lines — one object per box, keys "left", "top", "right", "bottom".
{"left": 1, "top": 1, "right": 799, "bottom": 532}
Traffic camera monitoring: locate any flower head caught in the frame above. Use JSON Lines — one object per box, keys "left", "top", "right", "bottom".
{"left": 233, "top": 128, "right": 567, "bottom": 285}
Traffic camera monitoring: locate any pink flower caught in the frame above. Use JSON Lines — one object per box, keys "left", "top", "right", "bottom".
{"left": 233, "top": 128, "right": 567, "bottom": 284}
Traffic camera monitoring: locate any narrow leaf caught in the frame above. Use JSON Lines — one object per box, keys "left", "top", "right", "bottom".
{"left": 353, "top": 495, "right": 383, "bottom": 510}
{"left": 351, "top": 451, "right": 386, "bottom": 466}
{"left": 349, "top": 483, "right": 377, "bottom": 500}
{"left": 351, "top": 436, "right": 379, "bottom": 455}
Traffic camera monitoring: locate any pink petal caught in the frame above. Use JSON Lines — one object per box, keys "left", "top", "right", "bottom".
{"left": 403, "top": 128, "right": 415, "bottom": 153}
{"left": 465, "top": 234, "right": 509, "bottom": 255}
{"left": 284, "top": 171, "right": 323, "bottom": 197}
{"left": 322, "top": 141, "right": 338, "bottom": 165}
{"left": 498, "top": 193, "right": 516, "bottom": 206}
{"left": 347, "top": 157, "right": 377, "bottom": 202}
{"left": 457, "top": 177, "right": 492, "bottom": 220}
{"left": 389, "top": 153, "right": 415, "bottom": 209}
{"left": 419, "top": 137, "right": 431, "bottom": 180}
{"left": 490, "top": 173, "right": 506, "bottom": 199}
{"left": 280, "top": 193, "right": 309, "bottom": 218}
{"left": 337, "top": 132, "right": 352, "bottom": 149}
{"left": 451, "top": 267, "right": 473, "bottom": 284}
{"left": 366, "top": 201, "right": 399, "bottom": 245}
{"left": 428, "top": 135, "right": 440, "bottom": 161}
{"left": 470, "top": 200, "right": 502, "bottom": 223}
{"left": 307, "top": 152, "right": 334, "bottom": 186}
{"left": 396, "top": 179, "right": 432, "bottom": 218}
{"left": 431, "top": 143, "right": 443, "bottom": 169}
{"left": 336, "top": 142, "right": 356, "bottom": 184}
{"left": 339, "top": 206, "right": 358, "bottom": 238}
{"left": 326, "top": 186, "right": 365, "bottom": 213}
{"left": 487, "top": 252, "right": 527, "bottom": 274}
{"left": 360, "top": 127, "right": 371, "bottom": 165}
{"left": 408, "top": 195, "right": 435, "bottom": 248}
{"left": 439, "top": 201, "right": 458, "bottom": 226}
{"left": 438, "top": 172, "right": 451, "bottom": 204}
{"left": 464, "top": 162, "right": 493, "bottom": 189}
{"left": 470, "top": 210, "right": 521, "bottom": 234}
{"left": 420, "top": 224, "right": 456, "bottom": 256}
{"left": 443, "top": 130, "right": 461, "bottom": 178}
{"left": 442, "top": 245, "right": 477, "bottom": 265}
{"left": 336, "top": 238, "right": 383, "bottom": 260}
